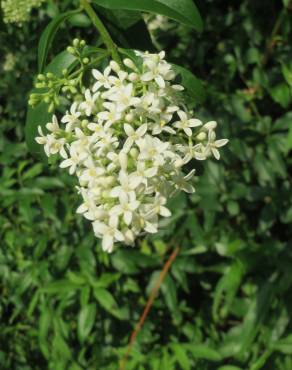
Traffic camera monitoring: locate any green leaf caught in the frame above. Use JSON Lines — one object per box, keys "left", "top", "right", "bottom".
{"left": 171, "top": 344, "right": 191, "bottom": 370}
{"left": 172, "top": 64, "right": 206, "bottom": 104}
{"left": 212, "top": 261, "right": 245, "bottom": 321}
{"left": 94, "top": 287, "right": 126, "bottom": 319}
{"left": 25, "top": 51, "right": 77, "bottom": 156}
{"left": 269, "top": 83, "right": 292, "bottom": 108}
{"left": 92, "top": 0, "right": 203, "bottom": 31}
{"left": 77, "top": 303, "right": 97, "bottom": 343}
{"left": 184, "top": 343, "right": 222, "bottom": 361}
{"left": 25, "top": 101, "right": 52, "bottom": 158}
{"left": 96, "top": 7, "right": 142, "bottom": 30}
{"left": 40, "top": 279, "right": 81, "bottom": 294}
{"left": 281, "top": 63, "right": 292, "bottom": 87}
{"left": 161, "top": 275, "right": 178, "bottom": 313}
{"left": 38, "top": 9, "right": 81, "bottom": 73}
{"left": 273, "top": 334, "right": 292, "bottom": 355}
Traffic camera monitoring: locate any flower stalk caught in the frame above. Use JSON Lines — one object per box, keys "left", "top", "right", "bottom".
{"left": 80, "top": 0, "right": 121, "bottom": 64}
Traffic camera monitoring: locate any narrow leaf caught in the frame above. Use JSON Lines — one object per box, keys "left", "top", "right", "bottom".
{"left": 38, "top": 9, "right": 80, "bottom": 73}
{"left": 77, "top": 303, "right": 97, "bottom": 343}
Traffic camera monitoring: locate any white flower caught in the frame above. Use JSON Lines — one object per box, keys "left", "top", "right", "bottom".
{"left": 174, "top": 110, "right": 202, "bottom": 136}
{"left": 123, "top": 123, "right": 147, "bottom": 152}
{"left": 79, "top": 159, "right": 105, "bottom": 186}
{"left": 172, "top": 170, "right": 195, "bottom": 193}
{"left": 204, "top": 131, "right": 229, "bottom": 160}
{"left": 137, "top": 135, "right": 170, "bottom": 166}
{"left": 59, "top": 145, "right": 87, "bottom": 174}
{"left": 141, "top": 52, "right": 175, "bottom": 88}
{"left": 92, "top": 66, "right": 111, "bottom": 92}
{"left": 148, "top": 194, "right": 171, "bottom": 217}
{"left": 177, "top": 142, "right": 206, "bottom": 162}
{"left": 61, "top": 102, "right": 81, "bottom": 132}
{"left": 134, "top": 161, "right": 157, "bottom": 184}
{"left": 107, "top": 84, "right": 140, "bottom": 112}
{"left": 110, "top": 170, "right": 141, "bottom": 199}
{"left": 98, "top": 102, "right": 122, "bottom": 126}
{"left": 80, "top": 89, "right": 99, "bottom": 116}
{"left": 108, "top": 70, "right": 128, "bottom": 91}
{"left": 93, "top": 216, "right": 124, "bottom": 252}
{"left": 110, "top": 193, "right": 140, "bottom": 225}
{"left": 35, "top": 126, "right": 67, "bottom": 158}
{"left": 46, "top": 115, "right": 60, "bottom": 132}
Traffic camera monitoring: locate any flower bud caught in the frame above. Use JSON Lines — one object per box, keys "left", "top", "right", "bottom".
{"left": 196, "top": 132, "right": 207, "bottom": 141}
{"left": 48, "top": 102, "right": 55, "bottom": 113}
{"left": 130, "top": 148, "right": 138, "bottom": 159}
{"left": 203, "top": 121, "right": 217, "bottom": 131}
{"left": 37, "top": 74, "right": 45, "bottom": 81}
{"left": 125, "top": 113, "right": 134, "bottom": 122}
{"left": 119, "top": 151, "right": 128, "bottom": 170}
{"left": 123, "top": 58, "right": 136, "bottom": 69}
{"left": 67, "top": 46, "right": 75, "bottom": 55}
{"left": 110, "top": 61, "right": 120, "bottom": 73}
{"left": 73, "top": 38, "right": 80, "bottom": 47}
{"left": 128, "top": 73, "right": 138, "bottom": 82}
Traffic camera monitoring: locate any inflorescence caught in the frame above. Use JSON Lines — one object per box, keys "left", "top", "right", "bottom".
{"left": 1, "top": 0, "right": 45, "bottom": 24}
{"left": 36, "top": 50, "right": 228, "bottom": 252}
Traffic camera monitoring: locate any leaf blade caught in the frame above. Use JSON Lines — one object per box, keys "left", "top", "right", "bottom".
{"left": 92, "top": 0, "right": 203, "bottom": 31}
{"left": 38, "top": 9, "right": 80, "bottom": 73}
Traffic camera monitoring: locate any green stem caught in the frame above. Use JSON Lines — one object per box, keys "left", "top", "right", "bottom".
{"left": 80, "top": 0, "right": 121, "bottom": 64}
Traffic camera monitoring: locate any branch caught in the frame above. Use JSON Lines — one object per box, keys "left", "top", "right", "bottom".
{"left": 119, "top": 245, "right": 180, "bottom": 370}
{"left": 80, "top": 0, "right": 121, "bottom": 64}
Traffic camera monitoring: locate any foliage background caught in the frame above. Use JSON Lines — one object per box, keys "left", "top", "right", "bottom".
{"left": 1, "top": 0, "right": 292, "bottom": 369}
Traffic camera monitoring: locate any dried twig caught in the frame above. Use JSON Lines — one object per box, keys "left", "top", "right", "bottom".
{"left": 119, "top": 246, "right": 180, "bottom": 370}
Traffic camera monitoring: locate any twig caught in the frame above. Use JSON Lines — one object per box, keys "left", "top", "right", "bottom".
{"left": 80, "top": 0, "right": 121, "bottom": 64}
{"left": 119, "top": 245, "right": 180, "bottom": 370}
{"left": 261, "top": 8, "right": 285, "bottom": 66}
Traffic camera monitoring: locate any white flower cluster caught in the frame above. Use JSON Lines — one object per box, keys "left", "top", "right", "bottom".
{"left": 36, "top": 51, "right": 228, "bottom": 252}
{"left": 1, "top": 0, "right": 45, "bottom": 24}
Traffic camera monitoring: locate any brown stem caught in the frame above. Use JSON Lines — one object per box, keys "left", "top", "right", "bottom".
{"left": 119, "top": 246, "right": 180, "bottom": 370}
{"left": 262, "top": 8, "right": 285, "bottom": 66}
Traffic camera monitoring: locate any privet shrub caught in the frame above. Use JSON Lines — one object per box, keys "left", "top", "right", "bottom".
{"left": 0, "top": 0, "right": 292, "bottom": 369}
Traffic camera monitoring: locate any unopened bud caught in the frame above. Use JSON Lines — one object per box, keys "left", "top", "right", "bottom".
{"left": 67, "top": 46, "right": 75, "bottom": 54}
{"left": 123, "top": 58, "right": 136, "bottom": 69}
{"left": 203, "top": 121, "right": 217, "bottom": 131}
{"left": 110, "top": 60, "right": 120, "bottom": 73}
{"left": 130, "top": 148, "right": 138, "bottom": 159}
{"left": 125, "top": 113, "right": 134, "bottom": 122}
{"left": 128, "top": 73, "right": 138, "bottom": 82}
{"left": 119, "top": 151, "right": 128, "bottom": 170}
{"left": 196, "top": 132, "right": 207, "bottom": 141}
{"left": 73, "top": 38, "right": 80, "bottom": 47}
{"left": 48, "top": 102, "right": 55, "bottom": 113}
{"left": 37, "top": 74, "right": 45, "bottom": 81}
